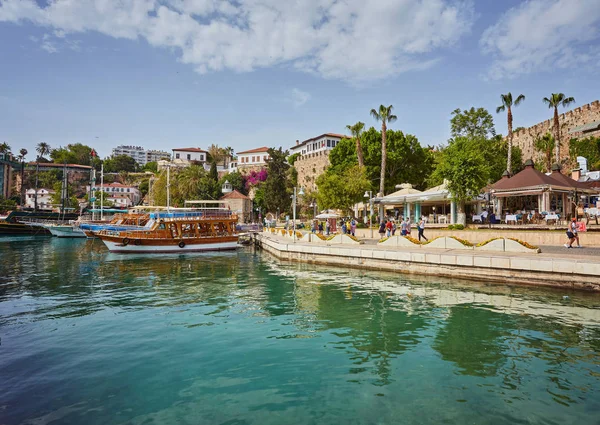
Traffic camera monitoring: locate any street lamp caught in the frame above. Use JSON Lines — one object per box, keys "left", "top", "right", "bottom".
{"left": 291, "top": 187, "right": 305, "bottom": 242}
{"left": 364, "top": 190, "right": 373, "bottom": 239}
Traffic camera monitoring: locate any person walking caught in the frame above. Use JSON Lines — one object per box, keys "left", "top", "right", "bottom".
{"left": 385, "top": 219, "right": 393, "bottom": 237}
{"left": 418, "top": 216, "right": 428, "bottom": 241}
{"left": 378, "top": 220, "right": 386, "bottom": 239}
{"left": 350, "top": 218, "right": 357, "bottom": 237}
{"left": 564, "top": 218, "right": 576, "bottom": 248}
{"left": 318, "top": 222, "right": 323, "bottom": 234}
{"left": 567, "top": 217, "right": 581, "bottom": 248}
{"left": 406, "top": 217, "right": 412, "bottom": 235}
{"left": 392, "top": 220, "right": 397, "bottom": 236}
{"left": 341, "top": 221, "right": 347, "bottom": 235}
{"left": 400, "top": 217, "right": 408, "bottom": 236}
{"left": 326, "top": 220, "right": 330, "bottom": 236}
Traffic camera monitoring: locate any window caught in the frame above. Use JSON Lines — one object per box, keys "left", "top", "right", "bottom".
{"left": 187, "top": 154, "right": 191, "bottom": 160}
{"left": 263, "top": 156, "right": 267, "bottom": 162}
{"left": 127, "top": 188, "right": 130, "bottom": 192}
{"left": 327, "top": 140, "right": 331, "bottom": 147}
{"left": 175, "top": 153, "right": 180, "bottom": 159}
{"left": 200, "top": 154, "right": 204, "bottom": 161}
{"left": 252, "top": 156, "right": 256, "bottom": 162}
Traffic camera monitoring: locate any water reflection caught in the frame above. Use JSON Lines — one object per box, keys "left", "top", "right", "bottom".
{"left": 1, "top": 241, "right": 599, "bottom": 424}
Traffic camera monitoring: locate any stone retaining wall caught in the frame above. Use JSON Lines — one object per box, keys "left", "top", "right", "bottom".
{"left": 256, "top": 234, "right": 600, "bottom": 292}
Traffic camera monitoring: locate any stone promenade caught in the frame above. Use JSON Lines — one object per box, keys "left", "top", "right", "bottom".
{"left": 256, "top": 233, "right": 600, "bottom": 292}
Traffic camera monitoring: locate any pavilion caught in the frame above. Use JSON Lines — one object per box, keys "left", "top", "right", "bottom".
{"left": 489, "top": 160, "right": 598, "bottom": 219}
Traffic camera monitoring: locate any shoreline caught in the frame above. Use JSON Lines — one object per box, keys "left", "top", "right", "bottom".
{"left": 255, "top": 233, "right": 600, "bottom": 292}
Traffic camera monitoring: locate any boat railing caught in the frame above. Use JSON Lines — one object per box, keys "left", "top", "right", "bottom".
{"left": 99, "top": 228, "right": 239, "bottom": 239}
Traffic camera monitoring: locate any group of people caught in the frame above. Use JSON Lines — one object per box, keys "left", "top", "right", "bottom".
{"left": 310, "top": 218, "right": 358, "bottom": 236}
{"left": 378, "top": 216, "right": 428, "bottom": 241}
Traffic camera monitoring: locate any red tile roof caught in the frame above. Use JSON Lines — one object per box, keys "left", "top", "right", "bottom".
{"left": 172, "top": 148, "right": 208, "bottom": 153}
{"left": 236, "top": 147, "right": 270, "bottom": 155}
{"left": 220, "top": 189, "right": 250, "bottom": 200}
{"left": 28, "top": 162, "right": 92, "bottom": 169}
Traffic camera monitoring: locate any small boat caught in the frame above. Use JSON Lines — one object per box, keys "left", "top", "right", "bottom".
{"left": 0, "top": 211, "right": 80, "bottom": 236}
{"left": 45, "top": 223, "right": 87, "bottom": 238}
{"left": 96, "top": 209, "right": 239, "bottom": 253}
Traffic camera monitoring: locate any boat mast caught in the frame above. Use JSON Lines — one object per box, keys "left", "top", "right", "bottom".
{"left": 100, "top": 163, "right": 104, "bottom": 220}
{"left": 166, "top": 164, "right": 170, "bottom": 213}
{"left": 61, "top": 163, "right": 68, "bottom": 216}
{"left": 91, "top": 168, "right": 96, "bottom": 221}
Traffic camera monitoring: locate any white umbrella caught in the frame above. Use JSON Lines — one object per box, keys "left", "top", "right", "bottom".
{"left": 316, "top": 212, "right": 340, "bottom": 219}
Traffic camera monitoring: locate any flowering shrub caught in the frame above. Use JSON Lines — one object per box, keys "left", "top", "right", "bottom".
{"left": 315, "top": 233, "right": 328, "bottom": 240}
{"left": 450, "top": 236, "right": 473, "bottom": 247}
{"left": 404, "top": 235, "right": 422, "bottom": 245}
{"left": 421, "top": 236, "right": 441, "bottom": 245}
{"left": 508, "top": 238, "right": 539, "bottom": 250}
{"left": 280, "top": 229, "right": 286, "bottom": 236}
{"left": 244, "top": 168, "right": 268, "bottom": 189}
{"left": 346, "top": 234, "right": 363, "bottom": 243}
{"left": 475, "top": 237, "right": 502, "bottom": 247}
{"left": 378, "top": 237, "right": 389, "bottom": 243}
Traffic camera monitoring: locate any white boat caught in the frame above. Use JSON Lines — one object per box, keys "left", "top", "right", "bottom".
{"left": 46, "top": 224, "right": 87, "bottom": 238}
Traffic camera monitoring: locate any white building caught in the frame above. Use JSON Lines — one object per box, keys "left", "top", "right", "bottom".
{"left": 172, "top": 147, "right": 209, "bottom": 163}
{"left": 112, "top": 145, "right": 170, "bottom": 166}
{"left": 236, "top": 147, "right": 270, "bottom": 169}
{"left": 289, "top": 133, "right": 346, "bottom": 156}
{"left": 97, "top": 183, "right": 142, "bottom": 207}
{"left": 25, "top": 188, "right": 55, "bottom": 209}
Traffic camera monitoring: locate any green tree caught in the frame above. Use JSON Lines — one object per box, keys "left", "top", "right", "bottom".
{"left": 330, "top": 127, "right": 434, "bottom": 192}
{"left": 534, "top": 133, "right": 556, "bottom": 172}
{"left": 316, "top": 165, "right": 370, "bottom": 212}
{"left": 0, "top": 142, "right": 11, "bottom": 154}
{"left": 543, "top": 93, "right": 575, "bottom": 163}
{"left": 346, "top": 121, "right": 365, "bottom": 168}
{"left": 142, "top": 161, "right": 158, "bottom": 173}
{"left": 103, "top": 155, "right": 138, "bottom": 173}
{"left": 219, "top": 171, "right": 246, "bottom": 195}
{"left": 138, "top": 179, "right": 150, "bottom": 197}
{"left": 209, "top": 161, "right": 218, "bottom": 182}
{"left": 431, "top": 136, "right": 489, "bottom": 213}
{"left": 263, "top": 147, "right": 291, "bottom": 214}
{"left": 569, "top": 136, "right": 600, "bottom": 170}
{"left": 34, "top": 142, "right": 52, "bottom": 210}
{"left": 51, "top": 143, "right": 100, "bottom": 167}
{"left": 370, "top": 105, "right": 397, "bottom": 196}
{"left": 287, "top": 152, "right": 301, "bottom": 165}
{"left": 496, "top": 92, "right": 525, "bottom": 175}
{"left": 450, "top": 107, "right": 496, "bottom": 139}
{"left": 17, "top": 148, "right": 27, "bottom": 205}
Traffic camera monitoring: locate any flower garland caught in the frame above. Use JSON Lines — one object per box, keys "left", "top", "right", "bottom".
{"left": 508, "top": 238, "right": 539, "bottom": 250}
{"left": 404, "top": 235, "right": 423, "bottom": 245}
{"left": 475, "top": 237, "right": 502, "bottom": 247}
{"left": 449, "top": 236, "right": 473, "bottom": 247}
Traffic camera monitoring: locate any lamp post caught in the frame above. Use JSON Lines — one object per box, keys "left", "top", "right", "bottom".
{"left": 291, "top": 186, "right": 304, "bottom": 242}
{"left": 364, "top": 190, "right": 373, "bottom": 239}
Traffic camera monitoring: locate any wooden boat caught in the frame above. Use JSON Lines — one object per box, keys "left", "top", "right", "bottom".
{"left": 0, "top": 211, "right": 80, "bottom": 236}
{"left": 95, "top": 210, "right": 239, "bottom": 253}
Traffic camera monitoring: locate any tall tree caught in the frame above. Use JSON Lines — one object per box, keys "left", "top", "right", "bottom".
{"left": 34, "top": 142, "right": 52, "bottom": 211}
{"left": 496, "top": 92, "right": 525, "bottom": 175}
{"left": 370, "top": 105, "right": 397, "bottom": 196}
{"left": 18, "top": 149, "right": 27, "bottom": 206}
{"left": 263, "top": 147, "right": 291, "bottom": 214}
{"left": 345, "top": 121, "right": 365, "bottom": 168}
{"left": 316, "top": 165, "right": 370, "bottom": 212}
{"left": 534, "top": 133, "right": 555, "bottom": 173}
{"left": 0, "top": 142, "right": 11, "bottom": 154}
{"left": 450, "top": 107, "right": 496, "bottom": 139}
{"left": 543, "top": 93, "right": 575, "bottom": 163}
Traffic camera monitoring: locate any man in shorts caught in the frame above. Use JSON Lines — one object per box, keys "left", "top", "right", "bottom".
{"left": 564, "top": 218, "right": 577, "bottom": 248}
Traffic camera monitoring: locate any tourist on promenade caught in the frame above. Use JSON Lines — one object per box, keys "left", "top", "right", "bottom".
{"left": 565, "top": 219, "right": 576, "bottom": 248}
{"left": 350, "top": 218, "right": 357, "bottom": 236}
{"left": 401, "top": 217, "right": 408, "bottom": 236}
{"left": 392, "top": 220, "right": 397, "bottom": 236}
{"left": 379, "top": 221, "right": 386, "bottom": 239}
{"left": 570, "top": 217, "right": 581, "bottom": 248}
{"left": 418, "top": 216, "right": 428, "bottom": 241}
{"left": 341, "top": 221, "right": 347, "bottom": 235}
{"left": 385, "top": 219, "right": 393, "bottom": 237}
{"left": 406, "top": 217, "right": 412, "bottom": 235}
{"left": 318, "top": 222, "right": 323, "bottom": 234}
{"left": 326, "top": 220, "right": 330, "bottom": 235}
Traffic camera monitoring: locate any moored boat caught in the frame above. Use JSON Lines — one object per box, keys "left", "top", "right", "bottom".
{"left": 96, "top": 210, "right": 239, "bottom": 253}
{"left": 0, "top": 211, "right": 80, "bottom": 236}
{"left": 46, "top": 223, "right": 87, "bottom": 238}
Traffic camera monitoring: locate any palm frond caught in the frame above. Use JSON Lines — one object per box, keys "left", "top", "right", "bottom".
{"left": 370, "top": 108, "right": 380, "bottom": 121}
{"left": 542, "top": 97, "right": 552, "bottom": 107}
{"left": 561, "top": 96, "right": 575, "bottom": 107}
{"left": 388, "top": 114, "right": 398, "bottom": 123}
{"left": 496, "top": 105, "right": 505, "bottom": 114}
{"left": 514, "top": 94, "right": 525, "bottom": 105}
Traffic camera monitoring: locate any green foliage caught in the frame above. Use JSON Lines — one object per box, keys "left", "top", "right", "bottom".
{"left": 25, "top": 169, "right": 61, "bottom": 189}
{"left": 103, "top": 155, "right": 138, "bottom": 173}
{"left": 329, "top": 127, "right": 434, "bottom": 192}
{"left": 450, "top": 107, "right": 496, "bottom": 139}
{"left": 569, "top": 136, "right": 600, "bottom": 170}
{"left": 209, "top": 161, "right": 218, "bottom": 181}
{"left": 51, "top": 143, "right": 100, "bottom": 167}
{"left": 263, "top": 147, "right": 291, "bottom": 213}
{"left": 287, "top": 152, "right": 301, "bottom": 165}
{"left": 50, "top": 182, "right": 79, "bottom": 209}
{"left": 447, "top": 224, "right": 465, "bottom": 230}
{"left": 219, "top": 171, "right": 247, "bottom": 195}
{"left": 143, "top": 161, "right": 158, "bottom": 173}
{"left": 316, "top": 165, "right": 370, "bottom": 211}
{"left": 0, "top": 142, "right": 11, "bottom": 154}
{"left": 138, "top": 179, "right": 149, "bottom": 197}
{"left": 534, "top": 133, "right": 555, "bottom": 172}
{"left": 151, "top": 165, "right": 221, "bottom": 207}
{"left": 0, "top": 195, "right": 17, "bottom": 212}
{"left": 431, "top": 136, "right": 489, "bottom": 206}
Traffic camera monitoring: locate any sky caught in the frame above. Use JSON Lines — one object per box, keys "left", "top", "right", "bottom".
{"left": 0, "top": 0, "right": 599, "bottom": 158}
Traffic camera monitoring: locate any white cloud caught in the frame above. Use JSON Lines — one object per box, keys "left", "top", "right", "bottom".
{"left": 0, "top": 0, "right": 474, "bottom": 83}
{"left": 290, "top": 88, "right": 311, "bottom": 107}
{"left": 480, "top": 0, "right": 600, "bottom": 80}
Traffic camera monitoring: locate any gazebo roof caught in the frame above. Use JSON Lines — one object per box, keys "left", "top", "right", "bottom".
{"left": 548, "top": 166, "right": 595, "bottom": 191}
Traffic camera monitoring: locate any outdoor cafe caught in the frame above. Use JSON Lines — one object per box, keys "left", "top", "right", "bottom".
{"left": 487, "top": 160, "right": 598, "bottom": 225}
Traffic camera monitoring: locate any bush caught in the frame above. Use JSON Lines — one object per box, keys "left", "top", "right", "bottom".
{"left": 447, "top": 224, "right": 464, "bottom": 230}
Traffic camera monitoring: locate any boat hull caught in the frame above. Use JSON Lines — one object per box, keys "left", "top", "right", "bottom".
{"left": 0, "top": 222, "right": 51, "bottom": 236}
{"left": 100, "top": 238, "right": 238, "bottom": 253}
{"left": 48, "top": 226, "right": 87, "bottom": 238}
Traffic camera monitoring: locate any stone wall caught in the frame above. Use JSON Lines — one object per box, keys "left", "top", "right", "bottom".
{"left": 512, "top": 100, "right": 600, "bottom": 164}
{"left": 294, "top": 150, "right": 330, "bottom": 191}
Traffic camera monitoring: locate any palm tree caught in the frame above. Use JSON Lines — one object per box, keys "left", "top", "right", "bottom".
{"left": 18, "top": 149, "right": 27, "bottom": 206}
{"left": 370, "top": 105, "right": 397, "bottom": 197}
{"left": 177, "top": 165, "right": 207, "bottom": 200}
{"left": 534, "top": 133, "right": 555, "bottom": 172}
{"left": 0, "top": 142, "right": 11, "bottom": 154}
{"left": 34, "top": 142, "right": 51, "bottom": 211}
{"left": 496, "top": 92, "right": 525, "bottom": 175}
{"left": 346, "top": 122, "right": 366, "bottom": 168}
{"left": 543, "top": 93, "right": 575, "bottom": 164}
{"left": 207, "top": 144, "right": 225, "bottom": 166}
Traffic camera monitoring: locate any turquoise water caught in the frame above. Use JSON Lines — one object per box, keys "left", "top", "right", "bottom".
{"left": 1, "top": 239, "right": 599, "bottom": 425}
